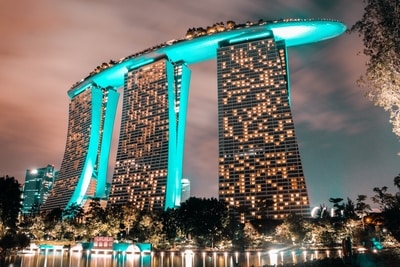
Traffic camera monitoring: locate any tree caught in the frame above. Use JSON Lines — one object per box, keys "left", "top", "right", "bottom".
{"left": 351, "top": 1, "right": 400, "bottom": 136}
{"left": 120, "top": 202, "right": 139, "bottom": 235}
{"left": 329, "top": 197, "right": 344, "bottom": 217}
{"left": 275, "top": 213, "right": 308, "bottom": 245}
{"left": 130, "top": 211, "right": 163, "bottom": 246}
{"left": 395, "top": 174, "right": 400, "bottom": 202}
{"left": 304, "top": 220, "right": 338, "bottom": 248}
{"left": 63, "top": 203, "right": 85, "bottom": 224}
{"left": 355, "top": 194, "right": 372, "bottom": 229}
{"left": 372, "top": 186, "right": 400, "bottom": 242}
{"left": 394, "top": 173, "right": 400, "bottom": 190}
{"left": 0, "top": 176, "right": 22, "bottom": 231}
{"left": 85, "top": 199, "right": 108, "bottom": 237}
{"left": 178, "top": 197, "right": 230, "bottom": 247}
{"left": 371, "top": 186, "right": 396, "bottom": 210}
{"left": 161, "top": 208, "right": 183, "bottom": 247}
{"left": 21, "top": 214, "right": 46, "bottom": 240}
{"left": 343, "top": 197, "right": 357, "bottom": 219}
{"left": 44, "top": 207, "right": 63, "bottom": 224}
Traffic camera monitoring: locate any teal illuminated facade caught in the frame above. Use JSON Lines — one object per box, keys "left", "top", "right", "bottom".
{"left": 45, "top": 19, "right": 345, "bottom": 214}
{"left": 109, "top": 59, "right": 190, "bottom": 210}
{"left": 43, "top": 85, "right": 119, "bottom": 212}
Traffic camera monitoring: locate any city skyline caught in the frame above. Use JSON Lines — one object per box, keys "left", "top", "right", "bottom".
{"left": 1, "top": 1, "right": 400, "bottom": 209}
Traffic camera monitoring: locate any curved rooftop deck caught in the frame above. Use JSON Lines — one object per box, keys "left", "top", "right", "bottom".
{"left": 68, "top": 19, "right": 346, "bottom": 97}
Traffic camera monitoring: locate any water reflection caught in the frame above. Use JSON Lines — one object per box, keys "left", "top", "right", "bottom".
{"left": 6, "top": 248, "right": 342, "bottom": 267}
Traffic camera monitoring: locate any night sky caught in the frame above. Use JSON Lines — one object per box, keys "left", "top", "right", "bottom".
{"left": 1, "top": 0, "right": 399, "bottom": 209}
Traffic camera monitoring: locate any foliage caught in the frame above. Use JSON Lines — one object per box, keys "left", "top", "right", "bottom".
{"left": 130, "top": 211, "right": 163, "bottom": 245}
{"left": 84, "top": 199, "right": 115, "bottom": 238}
{"left": 355, "top": 195, "right": 371, "bottom": 219}
{"left": 19, "top": 215, "right": 46, "bottom": 240}
{"left": 371, "top": 186, "right": 400, "bottom": 242}
{"left": 0, "top": 176, "right": 22, "bottom": 231}
{"left": 351, "top": 0, "right": 400, "bottom": 136}
{"left": 241, "top": 222, "right": 259, "bottom": 247}
{"left": 44, "top": 207, "right": 62, "bottom": 224}
{"left": 371, "top": 186, "right": 397, "bottom": 210}
{"left": 62, "top": 203, "right": 85, "bottom": 224}
{"left": 119, "top": 202, "right": 139, "bottom": 236}
{"left": 394, "top": 173, "right": 400, "bottom": 190}
{"left": 0, "top": 231, "right": 30, "bottom": 256}
{"left": 328, "top": 197, "right": 344, "bottom": 217}
{"left": 178, "top": 197, "right": 230, "bottom": 247}
{"left": 223, "top": 217, "right": 244, "bottom": 249}
{"left": 161, "top": 208, "right": 184, "bottom": 247}
{"left": 13, "top": 191, "right": 400, "bottom": 250}
{"left": 275, "top": 213, "right": 308, "bottom": 245}
{"left": 304, "top": 219, "right": 338, "bottom": 247}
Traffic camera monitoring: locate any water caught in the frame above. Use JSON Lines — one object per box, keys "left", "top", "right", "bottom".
{"left": 2, "top": 248, "right": 341, "bottom": 267}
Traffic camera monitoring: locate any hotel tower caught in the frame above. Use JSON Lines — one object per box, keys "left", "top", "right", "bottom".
{"left": 43, "top": 85, "right": 119, "bottom": 212}
{"left": 44, "top": 19, "right": 345, "bottom": 220}
{"left": 109, "top": 59, "right": 190, "bottom": 211}
{"left": 217, "top": 38, "right": 309, "bottom": 221}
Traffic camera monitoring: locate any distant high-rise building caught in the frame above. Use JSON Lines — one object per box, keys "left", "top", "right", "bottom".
{"left": 217, "top": 38, "right": 309, "bottom": 221}
{"left": 21, "top": 164, "right": 56, "bottom": 215}
{"left": 181, "top": 178, "right": 191, "bottom": 203}
{"left": 43, "top": 85, "right": 119, "bottom": 212}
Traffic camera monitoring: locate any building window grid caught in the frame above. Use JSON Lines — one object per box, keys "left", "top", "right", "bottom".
{"left": 217, "top": 38, "right": 309, "bottom": 221}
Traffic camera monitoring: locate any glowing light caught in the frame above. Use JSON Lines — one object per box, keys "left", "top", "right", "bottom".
{"left": 291, "top": 251, "right": 297, "bottom": 264}
{"left": 269, "top": 249, "right": 279, "bottom": 266}
{"left": 184, "top": 250, "right": 194, "bottom": 267}
{"left": 311, "top": 206, "right": 320, "bottom": 218}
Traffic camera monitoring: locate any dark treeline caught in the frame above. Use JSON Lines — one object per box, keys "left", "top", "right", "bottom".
{"left": 1, "top": 175, "right": 400, "bottom": 257}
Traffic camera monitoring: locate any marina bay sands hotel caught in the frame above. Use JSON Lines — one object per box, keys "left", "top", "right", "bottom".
{"left": 43, "top": 19, "right": 345, "bottom": 221}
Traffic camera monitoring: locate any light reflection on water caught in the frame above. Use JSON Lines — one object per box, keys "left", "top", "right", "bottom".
{"left": 4, "top": 249, "right": 341, "bottom": 267}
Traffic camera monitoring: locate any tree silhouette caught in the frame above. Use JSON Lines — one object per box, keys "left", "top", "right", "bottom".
{"left": 355, "top": 194, "right": 371, "bottom": 229}
{"left": 394, "top": 173, "right": 400, "bottom": 190}
{"left": 329, "top": 197, "right": 344, "bottom": 217}
{"left": 63, "top": 203, "right": 85, "bottom": 224}
{"left": 372, "top": 186, "right": 400, "bottom": 242}
{"left": 0, "top": 176, "right": 22, "bottom": 230}
{"left": 178, "top": 197, "right": 230, "bottom": 247}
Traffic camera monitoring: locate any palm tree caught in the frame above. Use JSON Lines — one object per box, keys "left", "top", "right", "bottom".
{"left": 329, "top": 197, "right": 344, "bottom": 217}
{"left": 343, "top": 198, "right": 357, "bottom": 219}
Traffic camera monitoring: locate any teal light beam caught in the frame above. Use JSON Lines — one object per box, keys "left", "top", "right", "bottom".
{"left": 166, "top": 60, "right": 178, "bottom": 209}
{"left": 96, "top": 88, "right": 119, "bottom": 198}
{"left": 67, "top": 86, "right": 102, "bottom": 208}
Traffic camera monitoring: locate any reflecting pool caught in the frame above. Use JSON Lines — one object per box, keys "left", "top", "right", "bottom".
{"left": 3, "top": 248, "right": 342, "bottom": 267}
